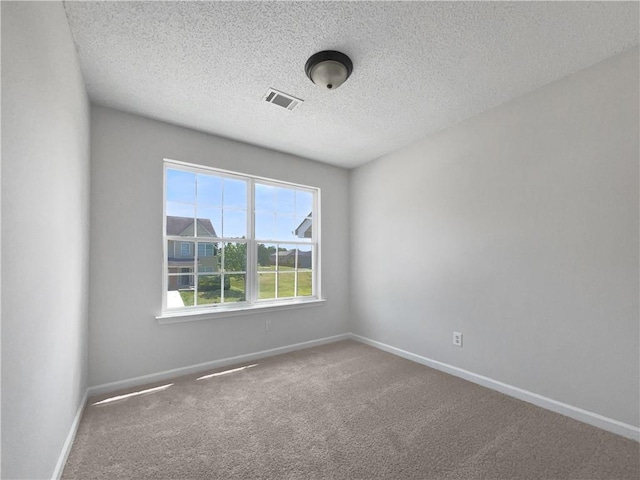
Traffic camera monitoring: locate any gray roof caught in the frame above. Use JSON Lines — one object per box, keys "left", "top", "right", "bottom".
{"left": 270, "top": 249, "right": 312, "bottom": 258}
{"left": 166, "top": 216, "right": 217, "bottom": 236}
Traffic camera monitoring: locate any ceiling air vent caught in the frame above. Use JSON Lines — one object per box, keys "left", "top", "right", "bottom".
{"left": 264, "top": 88, "right": 303, "bottom": 111}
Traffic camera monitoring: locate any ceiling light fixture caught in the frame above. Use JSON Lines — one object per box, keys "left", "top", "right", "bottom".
{"left": 305, "top": 50, "right": 353, "bottom": 90}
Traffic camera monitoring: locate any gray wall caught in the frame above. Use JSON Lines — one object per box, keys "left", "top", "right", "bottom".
{"left": 350, "top": 48, "right": 639, "bottom": 427}
{"left": 1, "top": 2, "right": 91, "bottom": 478}
{"left": 89, "top": 106, "right": 350, "bottom": 386}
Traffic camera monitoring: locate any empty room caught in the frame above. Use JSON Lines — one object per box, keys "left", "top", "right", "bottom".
{"left": 2, "top": 1, "right": 639, "bottom": 479}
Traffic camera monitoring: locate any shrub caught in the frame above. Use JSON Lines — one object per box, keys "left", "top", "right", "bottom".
{"left": 199, "top": 275, "right": 231, "bottom": 291}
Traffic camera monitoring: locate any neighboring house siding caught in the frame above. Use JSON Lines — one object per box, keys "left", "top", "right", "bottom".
{"left": 298, "top": 252, "right": 312, "bottom": 269}
{"left": 269, "top": 250, "right": 312, "bottom": 268}
{"left": 167, "top": 225, "right": 221, "bottom": 291}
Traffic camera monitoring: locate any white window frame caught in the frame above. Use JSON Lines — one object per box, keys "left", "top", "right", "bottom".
{"left": 159, "top": 159, "right": 322, "bottom": 321}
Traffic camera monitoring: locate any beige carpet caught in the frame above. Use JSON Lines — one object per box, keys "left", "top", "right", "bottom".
{"left": 63, "top": 340, "right": 639, "bottom": 479}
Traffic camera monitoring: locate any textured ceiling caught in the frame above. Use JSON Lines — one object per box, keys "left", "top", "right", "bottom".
{"left": 63, "top": 1, "right": 639, "bottom": 169}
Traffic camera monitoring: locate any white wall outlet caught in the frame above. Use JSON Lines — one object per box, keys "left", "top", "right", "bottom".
{"left": 265, "top": 320, "right": 271, "bottom": 332}
{"left": 453, "top": 332, "right": 463, "bottom": 347}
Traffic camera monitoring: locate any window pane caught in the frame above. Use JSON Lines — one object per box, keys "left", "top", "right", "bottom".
{"left": 255, "top": 183, "right": 276, "bottom": 212}
{"left": 295, "top": 190, "right": 313, "bottom": 218}
{"left": 223, "top": 242, "right": 246, "bottom": 272}
{"left": 167, "top": 274, "right": 194, "bottom": 308}
{"left": 274, "top": 215, "right": 294, "bottom": 241}
{"left": 197, "top": 241, "right": 220, "bottom": 273}
{"left": 223, "top": 210, "right": 246, "bottom": 238}
{"left": 167, "top": 241, "right": 195, "bottom": 270}
{"left": 258, "top": 273, "right": 275, "bottom": 299}
{"left": 255, "top": 212, "right": 275, "bottom": 240}
{"left": 196, "top": 174, "right": 222, "bottom": 207}
{"left": 277, "top": 272, "right": 295, "bottom": 298}
{"left": 253, "top": 185, "right": 314, "bottom": 242}
{"left": 225, "top": 274, "right": 246, "bottom": 303}
{"left": 167, "top": 169, "right": 196, "bottom": 204}
{"left": 294, "top": 215, "right": 313, "bottom": 240}
{"left": 197, "top": 242, "right": 214, "bottom": 257}
{"left": 276, "top": 244, "right": 297, "bottom": 270}
{"left": 271, "top": 246, "right": 287, "bottom": 269}
{"left": 196, "top": 207, "right": 221, "bottom": 238}
{"left": 296, "top": 271, "right": 313, "bottom": 297}
{"left": 166, "top": 168, "right": 197, "bottom": 235}
{"left": 275, "top": 186, "right": 295, "bottom": 214}
{"left": 223, "top": 178, "right": 247, "bottom": 209}
{"left": 297, "top": 246, "right": 313, "bottom": 270}
{"left": 197, "top": 275, "right": 222, "bottom": 305}
{"left": 257, "top": 243, "right": 277, "bottom": 270}
{"left": 166, "top": 206, "right": 195, "bottom": 237}
{"left": 275, "top": 215, "right": 313, "bottom": 242}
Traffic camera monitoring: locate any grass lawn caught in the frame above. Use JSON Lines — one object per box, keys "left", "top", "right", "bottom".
{"left": 258, "top": 266, "right": 312, "bottom": 299}
{"left": 178, "top": 268, "right": 313, "bottom": 305}
{"left": 179, "top": 274, "right": 245, "bottom": 306}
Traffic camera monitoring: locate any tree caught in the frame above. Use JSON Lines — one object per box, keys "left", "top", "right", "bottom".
{"left": 257, "top": 243, "right": 276, "bottom": 267}
{"left": 224, "top": 243, "right": 247, "bottom": 272}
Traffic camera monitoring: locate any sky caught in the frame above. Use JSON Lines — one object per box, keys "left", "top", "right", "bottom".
{"left": 166, "top": 168, "right": 313, "bottom": 242}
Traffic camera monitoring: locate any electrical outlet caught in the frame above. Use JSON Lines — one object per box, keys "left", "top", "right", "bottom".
{"left": 265, "top": 320, "right": 271, "bottom": 332}
{"left": 453, "top": 332, "right": 463, "bottom": 347}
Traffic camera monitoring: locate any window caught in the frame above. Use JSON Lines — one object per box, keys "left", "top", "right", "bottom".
{"left": 198, "top": 243, "right": 214, "bottom": 257}
{"left": 163, "top": 159, "right": 319, "bottom": 313}
{"left": 179, "top": 267, "right": 192, "bottom": 286}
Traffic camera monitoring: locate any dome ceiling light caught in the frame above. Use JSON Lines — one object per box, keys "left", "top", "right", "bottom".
{"left": 305, "top": 50, "right": 353, "bottom": 90}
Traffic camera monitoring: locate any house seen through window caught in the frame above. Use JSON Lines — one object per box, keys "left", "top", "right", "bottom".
{"left": 164, "top": 160, "right": 318, "bottom": 312}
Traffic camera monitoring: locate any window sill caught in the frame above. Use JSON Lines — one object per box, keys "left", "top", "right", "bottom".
{"left": 156, "top": 298, "right": 326, "bottom": 324}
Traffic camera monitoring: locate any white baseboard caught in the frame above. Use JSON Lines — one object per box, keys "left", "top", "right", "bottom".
{"left": 87, "top": 333, "right": 350, "bottom": 397}
{"left": 51, "top": 390, "right": 88, "bottom": 480}
{"left": 348, "top": 333, "right": 640, "bottom": 442}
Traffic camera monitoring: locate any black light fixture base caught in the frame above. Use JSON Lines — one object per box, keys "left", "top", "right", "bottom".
{"left": 305, "top": 50, "right": 353, "bottom": 87}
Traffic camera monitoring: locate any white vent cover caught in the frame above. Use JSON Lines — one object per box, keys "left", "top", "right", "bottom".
{"left": 263, "top": 88, "right": 303, "bottom": 111}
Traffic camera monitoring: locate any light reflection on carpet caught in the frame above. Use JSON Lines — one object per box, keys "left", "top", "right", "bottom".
{"left": 93, "top": 384, "right": 174, "bottom": 406}
{"left": 197, "top": 364, "right": 258, "bottom": 380}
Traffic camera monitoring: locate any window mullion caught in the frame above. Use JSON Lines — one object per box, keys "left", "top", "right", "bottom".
{"left": 294, "top": 249, "right": 298, "bottom": 297}
{"left": 313, "top": 190, "right": 319, "bottom": 299}
{"left": 162, "top": 164, "right": 168, "bottom": 312}
{"left": 248, "top": 178, "right": 257, "bottom": 304}
{"left": 275, "top": 243, "right": 279, "bottom": 299}
{"left": 194, "top": 240, "right": 199, "bottom": 307}
{"left": 220, "top": 242, "right": 225, "bottom": 304}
